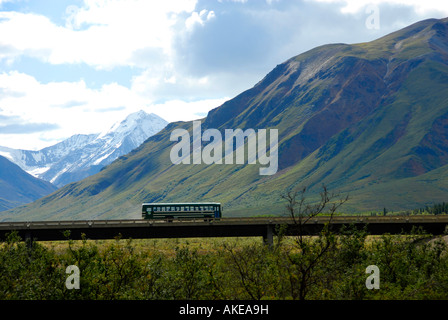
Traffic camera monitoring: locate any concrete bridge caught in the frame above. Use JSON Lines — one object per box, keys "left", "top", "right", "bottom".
{"left": 0, "top": 216, "right": 447, "bottom": 246}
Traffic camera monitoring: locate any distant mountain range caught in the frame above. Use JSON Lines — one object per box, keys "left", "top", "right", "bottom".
{"left": 3, "top": 17, "right": 448, "bottom": 221}
{"left": 0, "top": 111, "right": 168, "bottom": 188}
{"left": 0, "top": 155, "right": 57, "bottom": 212}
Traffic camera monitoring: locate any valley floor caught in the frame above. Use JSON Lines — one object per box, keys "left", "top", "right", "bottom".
{"left": 1, "top": 227, "right": 448, "bottom": 300}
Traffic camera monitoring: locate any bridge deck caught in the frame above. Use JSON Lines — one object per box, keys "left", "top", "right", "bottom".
{"left": 0, "top": 216, "right": 447, "bottom": 244}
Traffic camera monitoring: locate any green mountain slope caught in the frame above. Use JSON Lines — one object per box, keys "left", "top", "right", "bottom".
{"left": 0, "top": 156, "right": 57, "bottom": 212}
{"left": 3, "top": 17, "right": 448, "bottom": 221}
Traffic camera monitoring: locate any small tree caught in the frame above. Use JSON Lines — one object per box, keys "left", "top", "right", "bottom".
{"left": 281, "top": 185, "right": 348, "bottom": 246}
{"left": 280, "top": 185, "right": 348, "bottom": 300}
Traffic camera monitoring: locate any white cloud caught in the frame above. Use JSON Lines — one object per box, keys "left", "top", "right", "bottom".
{"left": 131, "top": 64, "right": 213, "bottom": 102}
{"left": 0, "top": 0, "right": 16, "bottom": 5}
{"left": 147, "top": 98, "right": 229, "bottom": 123}
{"left": 218, "top": 0, "right": 248, "bottom": 3}
{"left": 308, "top": 0, "right": 448, "bottom": 15}
{"left": 0, "top": 71, "right": 226, "bottom": 150}
{"left": 185, "top": 9, "right": 216, "bottom": 32}
{"left": 0, "top": 0, "right": 198, "bottom": 69}
{"left": 0, "top": 71, "right": 142, "bottom": 149}
{"left": 0, "top": 1, "right": 231, "bottom": 149}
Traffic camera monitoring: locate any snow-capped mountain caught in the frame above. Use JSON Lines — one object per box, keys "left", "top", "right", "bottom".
{"left": 0, "top": 111, "right": 168, "bottom": 187}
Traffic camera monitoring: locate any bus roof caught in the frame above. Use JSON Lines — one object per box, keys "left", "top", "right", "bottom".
{"left": 142, "top": 202, "right": 221, "bottom": 206}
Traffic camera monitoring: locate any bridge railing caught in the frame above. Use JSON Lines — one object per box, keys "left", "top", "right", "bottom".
{"left": 0, "top": 215, "right": 447, "bottom": 230}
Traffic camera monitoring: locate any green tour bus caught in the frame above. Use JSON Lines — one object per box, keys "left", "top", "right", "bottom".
{"left": 142, "top": 202, "right": 222, "bottom": 220}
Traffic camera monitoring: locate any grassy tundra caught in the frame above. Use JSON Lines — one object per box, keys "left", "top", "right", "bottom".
{"left": 1, "top": 226, "right": 448, "bottom": 300}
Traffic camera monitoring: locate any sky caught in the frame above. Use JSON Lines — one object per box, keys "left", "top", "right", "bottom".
{"left": 0, "top": 0, "right": 447, "bottom": 150}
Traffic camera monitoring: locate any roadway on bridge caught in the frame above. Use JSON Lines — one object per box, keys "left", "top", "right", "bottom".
{"left": 0, "top": 216, "right": 447, "bottom": 243}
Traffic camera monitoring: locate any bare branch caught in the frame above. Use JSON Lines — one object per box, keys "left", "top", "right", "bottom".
{"left": 280, "top": 184, "right": 349, "bottom": 300}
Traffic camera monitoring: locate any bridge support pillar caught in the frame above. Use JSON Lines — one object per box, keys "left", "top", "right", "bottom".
{"left": 263, "top": 224, "right": 274, "bottom": 247}
{"left": 25, "top": 231, "right": 33, "bottom": 248}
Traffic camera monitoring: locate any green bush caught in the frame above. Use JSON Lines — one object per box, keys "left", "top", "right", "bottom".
{"left": 1, "top": 228, "right": 448, "bottom": 300}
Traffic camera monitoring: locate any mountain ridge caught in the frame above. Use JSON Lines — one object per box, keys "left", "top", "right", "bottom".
{"left": 0, "top": 155, "right": 57, "bottom": 212}
{"left": 3, "top": 17, "right": 448, "bottom": 221}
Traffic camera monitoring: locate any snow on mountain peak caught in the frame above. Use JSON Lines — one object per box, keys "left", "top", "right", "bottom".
{"left": 98, "top": 110, "right": 163, "bottom": 139}
{"left": 0, "top": 111, "right": 169, "bottom": 187}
